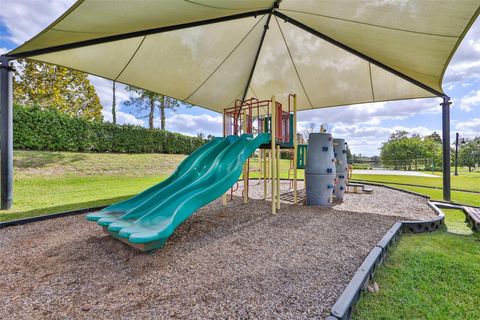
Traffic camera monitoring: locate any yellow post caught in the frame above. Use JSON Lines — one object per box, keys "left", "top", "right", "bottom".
{"left": 271, "top": 96, "right": 276, "bottom": 215}
{"left": 293, "top": 94, "right": 298, "bottom": 204}
{"left": 267, "top": 149, "right": 270, "bottom": 179}
{"left": 276, "top": 144, "right": 280, "bottom": 210}
{"left": 243, "top": 110, "right": 248, "bottom": 204}
{"left": 259, "top": 149, "right": 262, "bottom": 183}
{"left": 263, "top": 149, "right": 267, "bottom": 199}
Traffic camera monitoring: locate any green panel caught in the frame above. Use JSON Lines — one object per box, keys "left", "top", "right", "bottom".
{"left": 297, "top": 144, "right": 307, "bottom": 169}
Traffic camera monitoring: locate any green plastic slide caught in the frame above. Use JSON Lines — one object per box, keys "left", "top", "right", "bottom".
{"left": 86, "top": 133, "right": 270, "bottom": 250}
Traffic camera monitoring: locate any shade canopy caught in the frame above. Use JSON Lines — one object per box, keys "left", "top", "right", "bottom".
{"left": 7, "top": 0, "right": 480, "bottom": 113}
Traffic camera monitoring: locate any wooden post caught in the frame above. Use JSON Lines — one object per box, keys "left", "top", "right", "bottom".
{"left": 263, "top": 149, "right": 267, "bottom": 199}
{"left": 243, "top": 110, "right": 248, "bottom": 204}
{"left": 271, "top": 96, "right": 276, "bottom": 215}
{"left": 293, "top": 94, "right": 298, "bottom": 204}
{"left": 276, "top": 144, "right": 280, "bottom": 210}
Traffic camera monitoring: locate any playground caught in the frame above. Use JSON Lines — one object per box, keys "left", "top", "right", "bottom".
{"left": 0, "top": 184, "right": 435, "bottom": 319}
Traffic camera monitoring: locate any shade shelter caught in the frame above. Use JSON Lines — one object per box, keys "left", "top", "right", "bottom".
{"left": 2, "top": 0, "right": 480, "bottom": 209}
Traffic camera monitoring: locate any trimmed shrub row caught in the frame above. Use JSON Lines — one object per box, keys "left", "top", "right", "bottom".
{"left": 13, "top": 105, "right": 205, "bottom": 154}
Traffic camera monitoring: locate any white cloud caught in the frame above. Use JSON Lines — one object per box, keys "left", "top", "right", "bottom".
{"left": 102, "top": 109, "right": 144, "bottom": 126}
{"left": 460, "top": 90, "right": 480, "bottom": 112}
{"left": 164, "top": 114, "right": 223, "bottom": 137}
{"left": 0, "top": 1, "right": 75, "bottom": 45}
{"left": 329, "top": 124, "right": 436, "bottom": 156}
{"left": 297, "top": 98, "right": 441, "bottom": 127}
{"left": 455, "top": 118, "right": 480, "bottom": 138}
{"left": 88, "top": 76, "right": 130, "bottom": 108}
{"left": 444, "top": 21, "right": 480, "bottom": 88}
{"left": 0, "top": 47, "right": 9, "bottom": 55}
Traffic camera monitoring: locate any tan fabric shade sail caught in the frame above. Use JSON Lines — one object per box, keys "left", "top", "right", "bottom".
{"left": 7, "top": 0, "right": 480, "bottom": 113}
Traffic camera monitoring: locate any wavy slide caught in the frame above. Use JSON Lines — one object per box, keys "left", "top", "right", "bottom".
{"left": 86, "top": 133, "right": 270, "bottom": 251}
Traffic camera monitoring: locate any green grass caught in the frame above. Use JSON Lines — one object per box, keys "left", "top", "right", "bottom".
{"left": 0, "top": 175, "right": 166, "bottom": 222}
{"left": 354, "top": 209, "right": 480, "bottom": 320}
{"left": 378, "top": 184, "right": 480, "bottom": 207}
{"left": 443, "top": 208, "right": 472, "bottom": 236}
{"left": 2, "top": 151, "right": 479, "bottom": 221}
{"left": 0, "top": 150, "right": 182, "bottom": 221}
{"left": 352, "top": 172, "right": 480, "bottom": 192}
{"left": 351, "top": 171, "right": 480, "bottom": 207}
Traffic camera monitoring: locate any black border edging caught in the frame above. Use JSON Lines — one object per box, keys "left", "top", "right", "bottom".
{"left": 328, "top": 200, "right": 445, "bottom": 320}
{"left": 0, "top": 205, "right": 107, "bottom": 229}
{"left": 350, "top": 179, "right": 480, "bottom": 194}
{"left": 349, "top": 180, "right": 430, "bottom": 199}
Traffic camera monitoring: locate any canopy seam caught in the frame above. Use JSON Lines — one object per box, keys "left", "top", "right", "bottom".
{"left": 280, "top": 9, "right": 458, "bottom": 38}
{"left": 185, "top": 15, "right": 264, "bottom": 101}
{"left": 184, "top": 0, "right": 262, "bottom": 11}
{"left": 240, "top": 0, "right": 282, "bottom": 101}
{"left": 114, "top": 36, "right": 147, "bottom": 81}
{"left": 275, "top": 16, "right": 314, "bottom": 108}
{"left": 368, "top": 63, "right": 376, "bottom": 101}
{"left": 7, "top": 10, "right": 271, "bottom": 58}
{"left": 249, "top": 86, "right": 259, "bottom": 99}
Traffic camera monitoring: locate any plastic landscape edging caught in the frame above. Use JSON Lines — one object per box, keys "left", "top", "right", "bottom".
{"left": 349, "top": 180, "right": 430, "bottom": 199}
{"left": 0, "top": 205, "right": 108, "bottom": 229}
{"left": 328, "top": 200, "right": 445, "bottom": 320}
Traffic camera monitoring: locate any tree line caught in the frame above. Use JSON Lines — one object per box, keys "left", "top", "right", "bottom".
{"left": 380, "top": 130, "right": 480, "bottom": 172}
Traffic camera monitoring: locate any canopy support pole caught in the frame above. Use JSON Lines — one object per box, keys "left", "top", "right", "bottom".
{"left": 441, "top": 96, "right": 451, "bottom": 201}
{"left": 0, "top": 56, "right": 14, "bottom": 210}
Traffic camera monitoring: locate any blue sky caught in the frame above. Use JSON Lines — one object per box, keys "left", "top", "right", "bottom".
{"left": 1, "top": 1, "right": 479, "bottom": 156}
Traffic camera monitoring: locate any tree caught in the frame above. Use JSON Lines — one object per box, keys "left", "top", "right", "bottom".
{"left": 380, "top": 130, "right": 443, "bottom": 171}
{"left": 425, "top": 131, "right": 442, "bottom": 144}
{"left": 160, "top": 95, "right": 180, "bottom": 130}
{"left": 303, "top": 122, "right": 316, "bottom": 141}
{"left": 459, "top": 137, "right": 480, "bottom": 172}
{"left": 14, "top": 59, "right": 102, "bottom": 121}
{"left": 125, "top": 86, "right": 182, "bottom": 130}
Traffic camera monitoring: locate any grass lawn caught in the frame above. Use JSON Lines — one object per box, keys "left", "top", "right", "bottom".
{"left": 351, "top": 170, "right": 479, "bottom": 207}
{"left": 352, "top": 171, "right": 480, "bottom": 192}
{"left": 379, "top": 184, "right": 480, "bottom": 207}
{"left": 2, "top": 150, "right": 478, "bottom": 221}
{"left": 353, "top": 208, "right": 480, "bottom": 319}
{"left": 0, "top": 150, "right": 182, "bottom": 221}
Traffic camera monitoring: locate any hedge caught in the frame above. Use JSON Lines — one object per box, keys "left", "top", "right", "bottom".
{"left": 13, "top": 105, "right": 206, "bottom": 154}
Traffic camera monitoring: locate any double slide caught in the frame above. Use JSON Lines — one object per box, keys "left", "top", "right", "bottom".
{"left": 86, "top": 133, "right": 270, "bottom": 251}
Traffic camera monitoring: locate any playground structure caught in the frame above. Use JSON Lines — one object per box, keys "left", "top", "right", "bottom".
{"left": 305, "top": 133, "right": 336, "bottom": 207}
{"left": 333, "top": 139, "right": 348, "bottom": 201}
{"left": 222, "top": 94, "right": 298, "bottom": 214}
{"left": 86, "top": 92, "right": 361, "bottom": 251}
{"left": 86, "top": 94, "right": 301, "bottom": 250}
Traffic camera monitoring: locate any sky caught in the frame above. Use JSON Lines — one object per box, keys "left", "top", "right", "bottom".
{"left": 1, "top": 1, "right": 479, "bottom": 156}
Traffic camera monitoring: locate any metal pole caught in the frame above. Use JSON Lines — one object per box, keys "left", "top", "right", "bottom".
{"left": 441, "top": 97, "right": 451, "bottom": 201}
{"left": 0, "top": 56, "right": 14, "bottom": 210}
{"left": 454, "top": 132, "right": 459, "bottom": 176}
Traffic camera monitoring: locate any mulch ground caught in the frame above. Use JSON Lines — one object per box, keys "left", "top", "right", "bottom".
{"left": 0, "top": 185, "right": 435, "bottom": 319}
